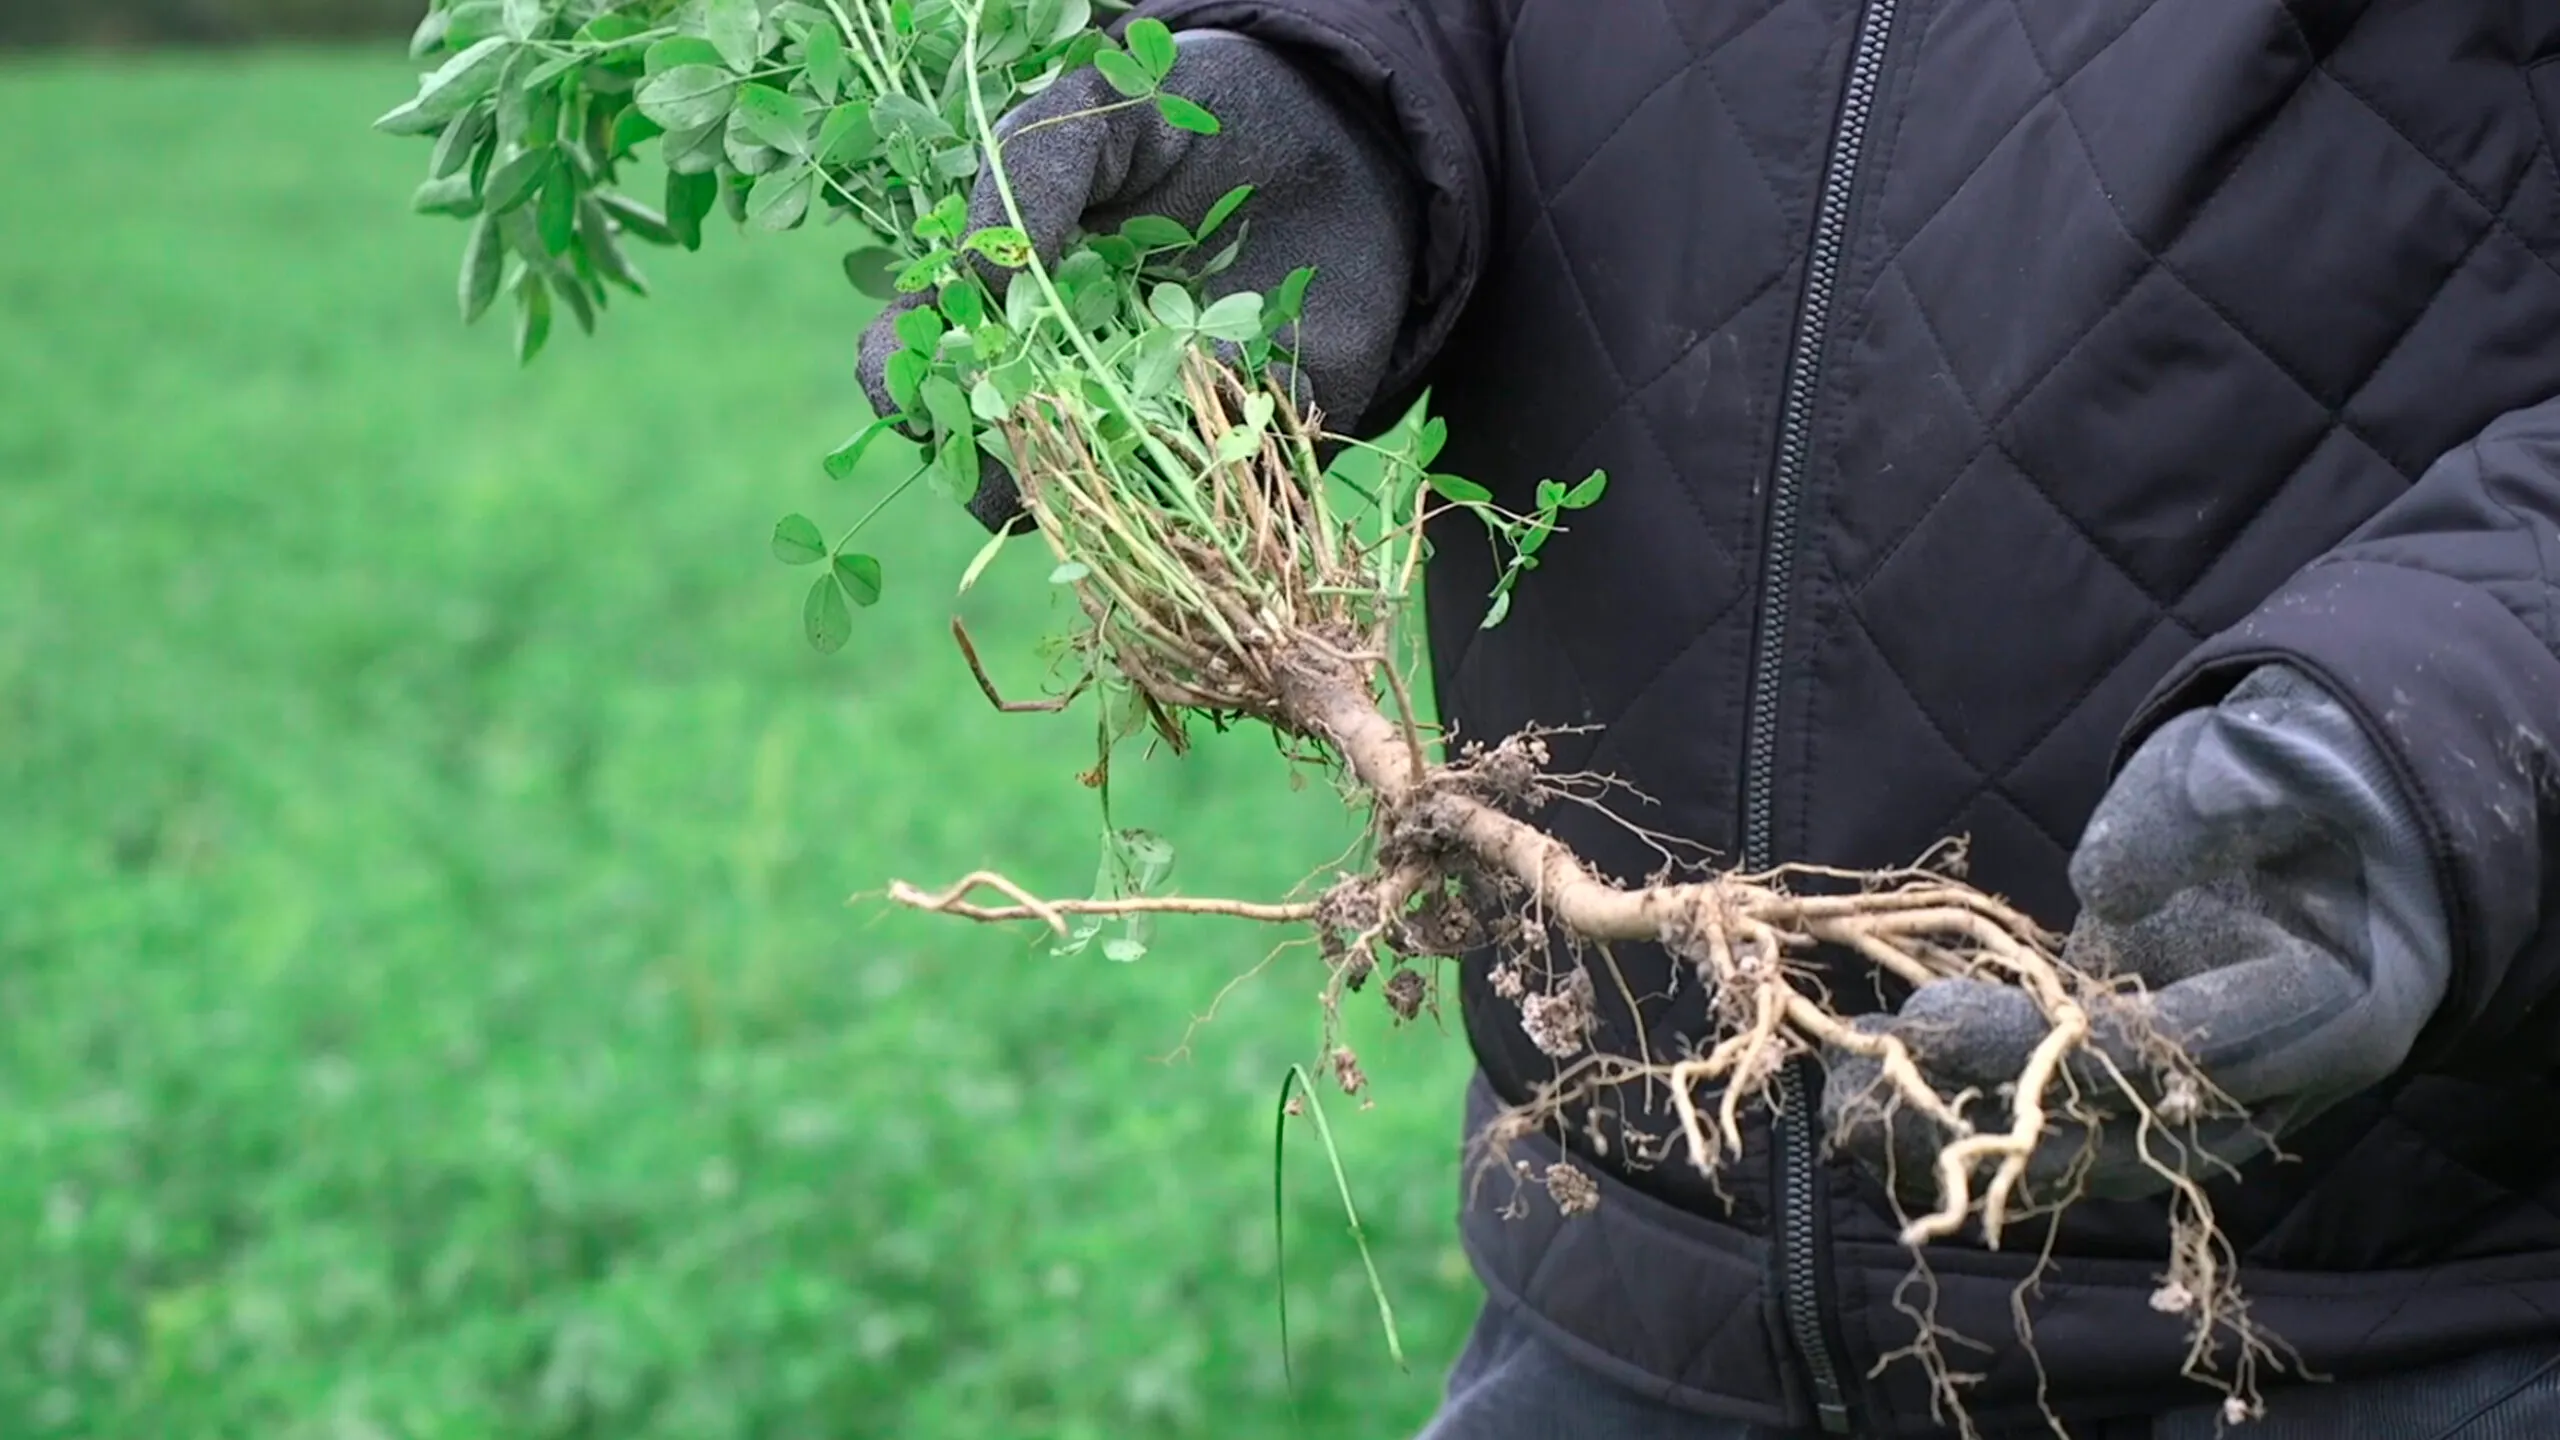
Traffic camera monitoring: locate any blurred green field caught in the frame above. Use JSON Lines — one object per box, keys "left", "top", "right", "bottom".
{"left": 0, "top": 46, "right": 1481, "bottom": 1440}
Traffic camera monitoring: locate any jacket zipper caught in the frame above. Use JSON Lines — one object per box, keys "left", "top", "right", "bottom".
{"left": 1747, "top": 2, "right": 1900, "bottom": 1434}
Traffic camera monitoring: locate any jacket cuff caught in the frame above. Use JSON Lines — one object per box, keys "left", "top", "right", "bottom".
{"left": 1125, "top": 0, "right": 1491, "bottom": 401}
{"left": 2115, "top": 561, "right": 2560, "bottom": 1059}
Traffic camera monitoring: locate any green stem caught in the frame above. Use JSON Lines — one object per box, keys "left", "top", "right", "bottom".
{"left": 832, "top": 458, "right": 930, "bottom": 550}
{"left": 996, "top": 96, "right": 1152, "bottom": 152}
{"left": 820, "top": 0, "right": 897, "bottom": 98}
{"left": 956, "top": 5, "right": 1191, "bottom": 495}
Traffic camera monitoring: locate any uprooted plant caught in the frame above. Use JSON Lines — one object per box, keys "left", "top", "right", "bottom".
{"left": 376, "top": 0, "right": 2295, "bottom": 1428}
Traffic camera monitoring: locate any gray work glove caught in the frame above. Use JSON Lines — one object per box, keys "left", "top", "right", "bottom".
{"left": 855, "top": 27, "right": 1422, "bottom": 533}
{"left": 1821, "top": 663, "right": 2453, "bottom": 1207}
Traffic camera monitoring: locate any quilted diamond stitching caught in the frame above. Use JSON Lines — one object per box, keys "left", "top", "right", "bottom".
{"left": 1849, "top": 0, "right": 2160, "bottom": 313}
{"left": 1842, "top": 598, "right": 2135, "bottom": 857}
{"left": 2023, "top": 28, "right": 2501, "bottom": 491}
{"left": 1522, "top": 0, "right": 1801, "bottom": 207}
{"left": 1858, "top": 249, "right": 2177, "bottom": 613}
{"left": 2305, "top": 28, "right": 2560, "bottom": 297}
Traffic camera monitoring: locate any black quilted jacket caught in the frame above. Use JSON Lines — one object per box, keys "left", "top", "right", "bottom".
{"left": 1130, "top": 1, "right": 2560, "bottom": 1433}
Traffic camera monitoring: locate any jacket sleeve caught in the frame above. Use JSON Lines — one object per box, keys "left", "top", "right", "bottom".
{"left": 1123, "top": 0, "right": 1509, "bottom": 396}
{"left": 2115, "top": 395, "right": 2560, "bottom": 1065}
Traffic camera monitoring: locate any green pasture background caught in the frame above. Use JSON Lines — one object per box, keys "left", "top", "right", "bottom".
{"left": 0, "top": 45, "right": 1482, "bottom": 1439}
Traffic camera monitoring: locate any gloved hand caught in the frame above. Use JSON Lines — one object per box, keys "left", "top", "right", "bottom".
{"left": 855, "top": 27, "right": 1422, "bottom": 533}
{"left": 1820, "top": 662, "right": 2454, "bottom": 1207}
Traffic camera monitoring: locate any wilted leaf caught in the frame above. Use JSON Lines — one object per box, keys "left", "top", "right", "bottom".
{"left": 962, "top": 225, "right": 1033, "bottom": 269}
{"left": 1428, "top": 473, "right": 1493, "bottom": 505}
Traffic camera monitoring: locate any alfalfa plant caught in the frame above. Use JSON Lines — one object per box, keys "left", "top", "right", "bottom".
{"left": 376, "top": 0, "right": 2293, "bottom": 1428}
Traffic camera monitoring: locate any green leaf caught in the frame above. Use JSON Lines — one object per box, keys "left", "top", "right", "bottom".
{"left": 501, "top": 0, "right": 544, "bottom": 41}
{"left": 842, "top": 247, "right": 900, "bottom": 298}
{"left": 427, "top": 105, "right": 492, "bottom": 179}
{"left": 833, "top": 552, "right": 884, "bottom": 606}
{"left": 513, "top": 269, "right": 552, "bottom": 364}
{"left": 665, "top": 168, "right": 716, "bottom": 249}
{"left": 969, "top": 376, "right": 1008, "bottom": 422}
{"left": 1091, "top": 48, "right": 1153, "bottom": 99}
{"left": 659, "top": 117, "right": 726, "bottom": 175}
{"left": 705, "top": 0, "right": 764, "bottom": 71}
{"left": 459, "top": 213, "right": 503, "bottom": 322}
{"left": 609, "top": 106, "right": 664, "bottom": 158}
{"left": 804, "top": 574, "right": 851, "bottom": 654}
{"left": 1535, "top": 478, "right": 1564, "bottom": 511}
{"left": 745, "top": 166, "right": 817, "bottom": 230}
{"left": 635, "top": 65, "right": 738, "bottom": 132}
{"left": 1147, "top": 282, "right": 1199, "bottom": 331}
{"left": 644, "top": 36, "right": 725, "bottom": 72}
{"left": 913, "top": 192, "right": 968, "bottom": 242}
{"left": 1563, "top": 470, "right": 1609, "bottom": 509}
{"left": 1125, "top": 17, "right": 1177, "bottom": 81}
{"left": 823, "top": 417, "right": 901, "bottom": 480}
{"left": 597, "top": 191, "right": 676, "bottom": 246}
{"left": 734, "top": 83, "right": 812, "bottom": 154}
{"left": 380, "top": 35, "right": 512, "bottom": 133}
{"left": 1118, "top": 214, "right": 1190, "bottom": 250}
{"left": 884, "top": 351, "right": 931, "bottom": 413}
{"left": 536, "top": 171, "right": 577, "bottom": 253}
{"left": 962, "top": 225, "right": 1033, "bottom": 269}
{"left": 920, "top": 375, "right": 973, "bottom": 437}
{"left": 932, "top": 145, "right": 981, "bottom": 179}
{"left": 804, "top": 23, "right": 849, "bottom": 101}
{"left": 409, "top": 6, "right": 451, "bottom": 57}
{"left": 412, "top": 171, "right": 481, "bottom": 217}
{"left": 1267, "top": 265, "right": 1316, "bottom": 328}
{"left": 1413, "top": 414, "right": 1449, "bottom": 468}
{"left": 939, "top": 280, "right": 986, "bottom": 328}
{"left": 1155, "top": 93, "right": 1218, "bottom": 135}
{"left": 936, "top": 432, "right": 979, "bottom": 500}
{"left": 522, "top": 51, "right": 580, "bottom": 90}
{"left": 872, "top": 92, "right": 955, "bottom": 143}
{"left": 1130, "top": 328, "right": 1184, "bottom": 397}
{"left": 1196, "top": 182, "right": 1253, "bottom": 241}
{"left": 816, "top": 102, "right": 878, "bottom": 165}
{"left": 1196, "top": 291, "right": 1262, "bottom": 343}
{"left": 1428, "top": 473, "right": 1493, "bottom": 505}
{"left": 1214, "top": 428, "right": 1261, "bottom": 465}
{"left": 483, "top": 144, "right": 551, "bottom": 213}
{"left": 578, "top": 196, "right": 647, "bottom": 293}
{"left": 895, "top": 305, "right": 945, "bottom": 353}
